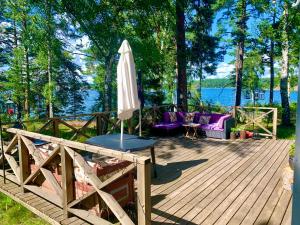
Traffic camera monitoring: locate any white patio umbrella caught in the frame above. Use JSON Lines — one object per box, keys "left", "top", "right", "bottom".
{"left": 117, "top": 40, "right": 140, "bottom": 145}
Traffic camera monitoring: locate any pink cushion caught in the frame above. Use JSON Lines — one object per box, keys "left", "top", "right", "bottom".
{"left": 216, "top": 115, "right": 231, "bottom": 129}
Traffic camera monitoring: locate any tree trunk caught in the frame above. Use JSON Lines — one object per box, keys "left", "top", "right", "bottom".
{"left": 104, "top": 55, "right": 114, "bottom": 112}
{"left": 269, "top": 9, "right": 276, "bottom": 105}
{"left": 23, "top": 17, "right": 30, "bottom": 116}
{"left": 280, "top": 2, "right": 290, "bottom": 125}
{"left": 234, "top": 0, "right": 247, "bottom": 107}
{"left": 199, "top": 63, "right": 203, "bottom": 100}
{"left": 176, "top": 0, "right": 187, "bottom": 111}
{"left": 13, "top": 19, "right": 22, "bottom": 119}
{"left": 269, "top": 39, "right": 275, "bottom": 105}
{"left": 46, "top": 0, "right": 53, "bottom": 118}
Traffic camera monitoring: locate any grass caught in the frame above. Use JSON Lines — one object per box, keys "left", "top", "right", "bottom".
{"left": 0, "top": 193, "right": 48, "bottom": 225}
{"left": 277, "top": 124, "right": 296, "bottom": 140}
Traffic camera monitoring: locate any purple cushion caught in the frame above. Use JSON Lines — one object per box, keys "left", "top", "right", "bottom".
{"left": 153, "top": 122, "right": 181, "bottom": 130}
{"left": 193, "top": 112, "right": 201, "bottom": 123}
{"left": 163, "top": 112, "right": 171, "bottom": 123}
{"left": 200, "top": 123, "right": 224, "bottom": 131}
{"left": 176, "top": 112, "right": 186, "bottom": 123}
{"left": 216, "top": 115, "right": 231, "bottom": 129}
{"left": 209, "top": 114, "right": 224, "bottom": 123}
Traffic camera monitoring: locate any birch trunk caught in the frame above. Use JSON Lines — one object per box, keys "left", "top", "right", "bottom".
{"left": 280, "top": 2, "right": 290, "bottom": 125}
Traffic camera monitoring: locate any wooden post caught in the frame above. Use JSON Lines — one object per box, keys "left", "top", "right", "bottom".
{"left": 272, "top": 108, "right": 278, "bottom": 139}
{"left": 128, "top": 118, "right": 133, "bottom": 134}
{"left": 53, "top": 119, "right": 59, "bottom": 137}
{"left": 18, "top": 135, "right": 30, "bottom": 193}
{"left": 137, "top": 158, "right": 151, "bottom": 225}
{"left": 61, "top": 145, "right": 75, "bottom": 218}
{"left": 96, "top": 115, "right": 102, "bottom": 135}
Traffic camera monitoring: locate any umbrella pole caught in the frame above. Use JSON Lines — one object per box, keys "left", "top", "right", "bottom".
{"left": 139, "top": 108, "right": 142, "bottom": 137}
{"left": 120, "top": 120, "right": 124, "bottom": 146}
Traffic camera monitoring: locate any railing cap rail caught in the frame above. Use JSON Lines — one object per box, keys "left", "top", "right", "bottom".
{"left": 7, "top": 128, "right": 150, "bottom": 165}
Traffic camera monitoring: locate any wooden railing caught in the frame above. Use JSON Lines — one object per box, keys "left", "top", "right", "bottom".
{"left": 233, "top": 107, "right": 278, "bottom": 139}
{"left": 2, "top": 104, "right": 277, "bottom": 140}
{"left": 0, "top": 128, "right": 151, "bottom": 225}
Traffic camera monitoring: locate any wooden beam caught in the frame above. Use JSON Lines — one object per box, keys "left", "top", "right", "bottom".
{"left": 40, "top": 168, "right": 62, "bottom": 198}
{"left": 137, "top": 158, "right": 151, "bottom": 225}
{"left": 61, "top": 145, "right": 75, "bottom": 218}
{"left": 67, "top": 190, "right": 96, "bottom": 209}
{"left": 272, "top": 108, "right": 278, "bottom": 139}
{"left": 67, "top": 208, "right": 112, "bottom": 225}
{"left": 64, "top": 146, "right": 135, "bottom": 225}
{"left": 38, "top": 120, "right": 52, "bottom": 133}
{"left": 24, "top": 185, "right": 62, "bottom": 207}
{"left": 4, "top": 154, "right": 20, "bottom": 183}
{"left": 4, "top": 135, "right": 18, "bottom": 154}
{"left": 18, "top": 135, "right": 30, "bottom": 192}
{"left": 7, "top": 129, "right": 146, "bottom": 164}
{"left": 24, "top": 147, "right": 60, "bottom": 185}
{"left": 53, "top": 119, "right": 59, "bottom": 137}
{"left": 21, "top": 136, "right": 44, "bottom": 165}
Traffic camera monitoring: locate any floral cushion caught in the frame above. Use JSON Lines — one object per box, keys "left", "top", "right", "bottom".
{"left": 169, "top": 112, "right": 177, "bottom": 122}
{"left": 185, "top": 113, "right": 195, "bottom": 123}
{"left": 199, "top": 115, "right": 211, "bottom": 125}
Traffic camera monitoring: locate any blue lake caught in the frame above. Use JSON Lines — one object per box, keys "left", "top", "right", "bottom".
{"left": 83, "top": 88, "right": 298, "bottom": 113}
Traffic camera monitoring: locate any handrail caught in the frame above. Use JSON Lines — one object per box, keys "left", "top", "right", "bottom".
{"left": 1, "top": 129, "right": 151, "bottom": 225}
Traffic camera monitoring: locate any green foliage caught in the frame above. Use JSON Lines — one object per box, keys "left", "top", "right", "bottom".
{"left": 289, "top": 144, "right": 295, "bottom": 158}
{"left": 0, "top": 193, "right": 48, "bottom": 225}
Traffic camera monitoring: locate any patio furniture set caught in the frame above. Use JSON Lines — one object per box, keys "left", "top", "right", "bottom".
{"left": 152, "top": 111, "right": 235, "bottom": 139}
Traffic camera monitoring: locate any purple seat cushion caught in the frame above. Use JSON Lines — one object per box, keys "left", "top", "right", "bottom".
{"left": 153, "top": 122, "right": 181, "bottom": 130}
{"left": 216, "top": 115, "right": 231, "bottom": 129}
{"left": 163, "top": 112, "right": 171, "bottom": 123}
{"left": 176, "top": 112, "right": 186, "bottom": 123}
{"left": 193, "top": 112, "right": 201, "bottom": 123}
{"left": 200, "top": 123, "right": 224, "bottom": 131}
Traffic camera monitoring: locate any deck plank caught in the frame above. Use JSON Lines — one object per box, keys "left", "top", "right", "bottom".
{"left": 0, "top": 138, "right": 293, "bottom": 225}
{"left": 158, "top": 140, "right": 276, "bottom": 224}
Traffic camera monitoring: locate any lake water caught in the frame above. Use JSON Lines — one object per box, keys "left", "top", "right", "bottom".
{"left": 83, "top": 88, "right": 298, "bottom": 113}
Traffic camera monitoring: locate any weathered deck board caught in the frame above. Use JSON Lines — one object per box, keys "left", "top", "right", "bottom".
{"left": 150, "top": 137, "right": 293, "bottom": 225}
{"left": 0, "top": 137, "right": 293, "bottom": 225}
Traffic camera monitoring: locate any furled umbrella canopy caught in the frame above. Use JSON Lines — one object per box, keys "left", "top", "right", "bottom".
{"left": 117, "top": 40, "right": 140, "bottom": 141}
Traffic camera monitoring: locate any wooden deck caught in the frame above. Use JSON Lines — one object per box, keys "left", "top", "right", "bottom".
{"left": 0, "top": 137, "right": 293, "bottom": 225}
{"left": 149, "top": 137, "right": 293, "bottom": 225}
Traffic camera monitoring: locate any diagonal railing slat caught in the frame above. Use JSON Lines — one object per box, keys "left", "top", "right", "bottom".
{"left": 1, "top": 128, "right": 151, "bottom": 225}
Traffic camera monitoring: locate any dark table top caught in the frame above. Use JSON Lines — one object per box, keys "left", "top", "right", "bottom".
{"left": 85, "top": 134, "right": 156, "bottom": 152}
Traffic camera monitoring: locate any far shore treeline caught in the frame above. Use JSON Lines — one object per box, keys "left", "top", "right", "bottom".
{"left": 0, "top": 0, "right": 299, "bottom": 127}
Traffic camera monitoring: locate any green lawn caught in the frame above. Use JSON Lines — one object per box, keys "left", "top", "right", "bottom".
{"left": 0, "top": 193, "right": 48, "bottom": 225}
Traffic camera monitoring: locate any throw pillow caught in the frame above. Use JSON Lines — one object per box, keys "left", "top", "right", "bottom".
{"left": 185, "top": 113, "right": 195, "bottom": 123}
{"left": 199, "top": 115, "right": 211, "bottom": 125}
{"left": 169, "top": 112, "right": 177, "bottom": 122}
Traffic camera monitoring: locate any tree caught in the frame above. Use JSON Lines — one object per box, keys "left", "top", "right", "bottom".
{"left": 280, "top": 0, "right": 290, "bottom": 125}
{"left": 176, "top": 0, "right": 188, "bottom": 111}
{"left": 214, "top": 0, "right": 266, "bottom": 106}
{"left": 187, "top": 0, "right": 222, "bottom": 100}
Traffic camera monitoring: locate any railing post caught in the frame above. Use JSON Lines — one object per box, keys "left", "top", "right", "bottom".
{"left": 18, "top": 134, "right": 30, "bottom": 192}
{"left": 96, "top": 115, "right": 102, "bottom": 135}
{"left": 273, "top": 108, "right": 278, "bottom": 139}
{"left": 61, "top": 144, "right": 75, "bottom": 218}
{"left": 53, "top": 119, "right": 59, "bottom": 137}
{"left": 128, "top": 118, "right": 133, "bottom": 134}
{"left": 137, "top": 158, "right": 151, "bottom": 225}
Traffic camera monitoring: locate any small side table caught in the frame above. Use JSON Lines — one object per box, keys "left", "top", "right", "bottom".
{"left": 183, "top": 123, "right": 201, "bottom": 139}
